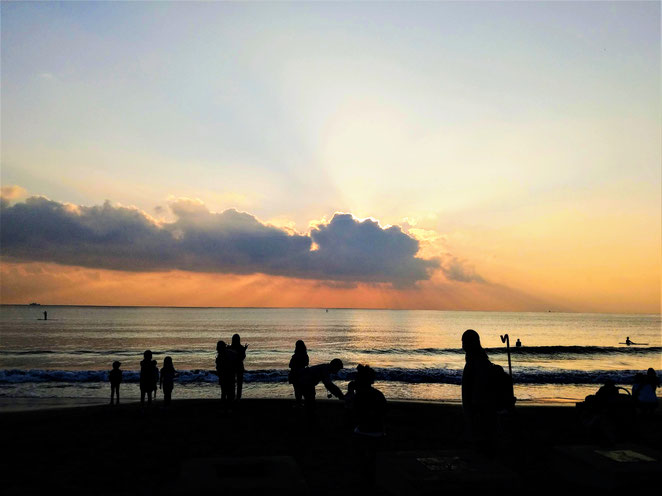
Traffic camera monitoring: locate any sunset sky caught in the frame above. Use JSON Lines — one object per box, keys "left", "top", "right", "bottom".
{"left": 1, "top": 1, "right": 660, "bottom": 313}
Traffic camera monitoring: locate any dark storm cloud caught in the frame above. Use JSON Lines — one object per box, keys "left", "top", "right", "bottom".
{"left": 0, "top": 196, "right": 438, "bottom": 286}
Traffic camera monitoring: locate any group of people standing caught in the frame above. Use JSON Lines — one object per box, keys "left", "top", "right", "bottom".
{"left": 108, "top": 350, "right": 177, "bottom": 406}
{"left": 215, "top": 334, "right": 248, "bottom": 403}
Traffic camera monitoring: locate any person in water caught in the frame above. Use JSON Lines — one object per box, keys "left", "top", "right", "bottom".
{"left": 229, "top": 334, "right": 248, "bottom": 400}
{"left": 160, "top": 356, "right": 176, "bottom": 407}
{"left": 461, "top": 329, "right": 496, "bottom": 450}
{"left": 515, "top": 338, "right": 522, "bottom": 348}
{"left": 109, "top": 361, "right": 122, "bottom": 405}
{"left": 288, "top": 340, "right": 309, "bottom": 406}
{"left": 299, "top": 359, "right": 345, "bottom": 414}
{"left": 140, "top": 350, "right": 154, "bottom": 406}
{"left": 626, "top": 337, "right": 633, "bottom": 346}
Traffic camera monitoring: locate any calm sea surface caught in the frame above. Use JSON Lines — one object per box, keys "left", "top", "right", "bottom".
{"left": 1, "top": 306, "right": 660, "bottom": 410}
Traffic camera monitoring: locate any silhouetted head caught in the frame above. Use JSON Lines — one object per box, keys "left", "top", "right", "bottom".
{"left": 216, "top": 340, "right": 226, "bottom": 353}
{"left": 647, "top": 368, "right": 657, "bottom": 377}
{"left": 232, "top": 334, "right": 241, "bottom": 346}
{"left": 462, "top": 329, "right": 482, "bottom": 353}
{"left": 112, "top": 361, "right": 121, "bottom": 370}
{"left": 164, "top": 356, "right": 173, "bottom": 370}
{"left": 356, "top": 364, "right": 376, "bottom": 388}
{"left": 295, "top": 340, "right": 307, "bottom": 354}
{"left": 330, "top": 358, "right": 344, "bottom": 373}
{"left": 143, "top": 350, "right": 152, "bottom": 360}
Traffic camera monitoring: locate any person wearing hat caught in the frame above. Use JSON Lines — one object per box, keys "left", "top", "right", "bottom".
{"left": 109, "top": 360, "right": 123, "bottom": 405}
{"left": 299, "top": 358, "right": 345, "bottom": 416}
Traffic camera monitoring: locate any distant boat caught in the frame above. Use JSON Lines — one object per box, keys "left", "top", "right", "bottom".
{"left": 28, "top": 302, "right": 41, "bottom": 306}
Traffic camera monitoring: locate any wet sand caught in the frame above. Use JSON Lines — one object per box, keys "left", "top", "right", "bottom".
{"left": 1, "top": 399, "right": 660, "bottom": 495}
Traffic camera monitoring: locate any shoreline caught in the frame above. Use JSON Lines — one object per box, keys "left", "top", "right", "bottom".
{"left": 0, "top": 395, "right": 580, "bottom": 414}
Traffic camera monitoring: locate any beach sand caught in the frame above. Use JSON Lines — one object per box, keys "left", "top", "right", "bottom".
{"left": 2, "top": 398, "right": 660, "bottom": 495}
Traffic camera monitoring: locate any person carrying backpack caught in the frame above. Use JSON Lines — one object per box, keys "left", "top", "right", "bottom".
{"left": 461, "top": 329, "right": 515, "bottom": 451}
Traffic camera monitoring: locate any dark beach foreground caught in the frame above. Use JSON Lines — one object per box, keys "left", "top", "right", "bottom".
{"left": 2, "top": 399, "right": 660, "bottom": 495}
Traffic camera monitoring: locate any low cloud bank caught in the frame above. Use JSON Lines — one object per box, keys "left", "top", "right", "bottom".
{"left": 0, "top": 196, "right": 438, "bottom": 286}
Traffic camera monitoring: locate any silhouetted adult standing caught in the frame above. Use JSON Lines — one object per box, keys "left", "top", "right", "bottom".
{"left": 289, "top": 340, "right": 309, "bottom": 406}
{"left": 229, "top": 334, "right": 248, "bottom": 400}
{"left": 299, "top": 359, "right": 344, "bottom": 415}
{"left": 216, "top": 340, "right": 237, "bottom": 404}
{"left": 461, "top": 329, "right": 496, "bottom": 451}
{"left": 140, "top": 350, "right": 154, "bottom": 407}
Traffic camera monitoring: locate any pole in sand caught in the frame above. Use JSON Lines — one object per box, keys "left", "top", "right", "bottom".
{"left": 500, "top": 334, "right": 512, "bottom": 377}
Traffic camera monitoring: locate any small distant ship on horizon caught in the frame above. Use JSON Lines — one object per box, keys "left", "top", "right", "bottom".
{"left": 28, "top": 302, "right": 41, "bottom": 306}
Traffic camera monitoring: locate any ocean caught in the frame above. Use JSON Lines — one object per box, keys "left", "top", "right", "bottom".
{"left": 1, "top": 305, "right": 660, "bottom": 410}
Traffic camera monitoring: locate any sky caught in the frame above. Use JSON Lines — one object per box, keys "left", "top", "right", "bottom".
{"left": 1, "top": 1, "right": 660, "bottom": 313}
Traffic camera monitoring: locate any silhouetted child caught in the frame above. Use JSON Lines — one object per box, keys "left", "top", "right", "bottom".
{"left": 288, "top": 340, "right": 309, "bottom": 406}
{"left": 152, "top": 360, "right": 159, "bottom": 398}
{"left": 351, "top": 365, "right": 387, "bottom": 486}
{"left": 160, "top": 356, "right": 176, "bottom": 407}
{"left": 229, "top": 334, "right": 248, "bottom": 400}
{"left": 140, "top": 350, "right": 154, "bottom": 406}
{"left": 109, "top": 361, "right": 122, "bottom": 405}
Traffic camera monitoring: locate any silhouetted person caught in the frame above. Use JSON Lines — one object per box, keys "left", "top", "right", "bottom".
{"left": 216, "top": 340, "right": 237, "bottom": 404}
{"left": 152, "top": 360, "right": 159, "bottom": 398}
{"left": 299, "top": 359, "right": 344, "bottom": 416}
{"left": 626, "top": 336, "right": 632, "bottom": 346}
{"left": 351, "top": 365, "right": 387, "bottom": 485}
{"left": 289, "top": 340, "right": 309, "bottom": 406}
{"left": 160, "top": 356, "right": 176, "bottom": 407}
{"left": 647, "top": 368, "right": 659, "bottom": 392}
{"left": 140, "top": 350, "right": 154, "bottom": 406}
{"left": 461, "top": 329, "right": 496, "bottom": 452}
{"left": 515, "top": 338, "right": 522, "bottom": 348}
{"left": 633, "top": 368, "right": 660, "bottom": 416}
{"left": 229, "top": 334, "right": 248, "bottom": 400}
{"left": 43, "top": 311, "right": 47, "bottom": 320}
{"left": 109, "top": 360, "right": 122, "bottom": 405}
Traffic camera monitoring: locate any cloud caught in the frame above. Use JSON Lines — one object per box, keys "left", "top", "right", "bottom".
{"left": 0, "top": 185, "right": 28, "bottom": 201}
{"left": 440, "top": 256, "right": 485, "bottom": 283}
{"left": 0, "top": 196, "right": 438, "bottom": 286}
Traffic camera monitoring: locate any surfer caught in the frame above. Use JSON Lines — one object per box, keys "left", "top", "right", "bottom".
{"left": 625, "top": 337, "right": 632, "bottom": 346}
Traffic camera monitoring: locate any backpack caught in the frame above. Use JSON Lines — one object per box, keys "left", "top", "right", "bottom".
{"left": 491, "top": 363, "right": 516, "bottom": 412}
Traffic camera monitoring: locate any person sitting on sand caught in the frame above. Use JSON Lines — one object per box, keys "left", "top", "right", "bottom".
{"left": 140, "top": 350, "right": 154, "bottom": 406}
{"left": 288, "top": 340, "right": 309, "bottom": 407}
{"left": 461, "top": 329, "right": 496, "bottom": 450}
{"left": 229, "top": 334, "right": 248, "bottom": 401}
{"left": 109, "top": 360, "right": 122, "bottom": 405}
{"left": 160, "top": 356, "right": 176, "bottom": 407}
{"left": 299, "top": 359, "right": 345, "bottom": 414}
{"left": 216, "top": 340, "right": 238, "bottom": 404}
{"left": 152, "top": 360, "right": 159, "bottom": 398}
